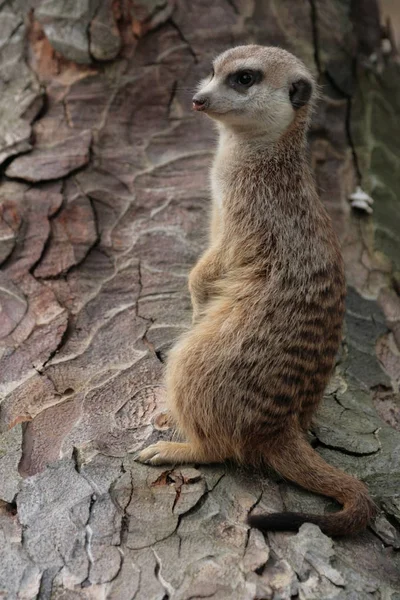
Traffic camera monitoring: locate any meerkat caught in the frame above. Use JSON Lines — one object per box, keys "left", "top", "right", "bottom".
{"left": 137, "top": 45, "right": 376, "bottom": 536}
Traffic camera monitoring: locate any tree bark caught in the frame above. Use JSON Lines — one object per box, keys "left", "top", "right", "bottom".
{"left": 0, "top": 1, "right": 400, "bottom": 597}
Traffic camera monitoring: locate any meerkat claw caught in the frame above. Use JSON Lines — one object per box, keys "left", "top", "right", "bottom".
{"left": 135, "top": 441, "right": 175, "bottom": 465}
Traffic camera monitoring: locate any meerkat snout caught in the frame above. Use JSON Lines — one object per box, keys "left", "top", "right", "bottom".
{"left": 192, "top": 95, "right": 209, "bottom": 111}
{"left": 194, "top": 45, "right": 315, "bottom": 140}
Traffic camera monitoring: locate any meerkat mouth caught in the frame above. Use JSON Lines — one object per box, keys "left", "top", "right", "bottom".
{"left": 192, "top": 104, "right": 238, "bottom": 117}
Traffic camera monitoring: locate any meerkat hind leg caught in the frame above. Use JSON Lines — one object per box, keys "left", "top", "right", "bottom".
{"left": 136, "top": 441, "right": 212, "bottom": 466}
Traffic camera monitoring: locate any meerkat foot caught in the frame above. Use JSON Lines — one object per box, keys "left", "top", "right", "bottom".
{"left": 135, "top": 441, "right": 207, "bottom": 466}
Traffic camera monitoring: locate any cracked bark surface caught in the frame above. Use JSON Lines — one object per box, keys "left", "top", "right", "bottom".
{"left": 1, "top": 0, "right": 400, "bottom": 598}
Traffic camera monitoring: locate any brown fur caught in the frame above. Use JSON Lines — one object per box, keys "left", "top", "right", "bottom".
{"left": 137, "top": 46, "right": 376, "bottom": 536}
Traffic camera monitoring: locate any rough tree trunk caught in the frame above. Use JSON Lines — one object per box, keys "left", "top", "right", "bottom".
{"left": 0, "top": 1, "right": 400, "bottom": 598}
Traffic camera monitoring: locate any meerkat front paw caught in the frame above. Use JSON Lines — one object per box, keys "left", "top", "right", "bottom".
{"left": 135, "top": 441, "right": 173, "bottom": 465}
{"left": 135, "top": 441, "right": 202, "bottom": 465}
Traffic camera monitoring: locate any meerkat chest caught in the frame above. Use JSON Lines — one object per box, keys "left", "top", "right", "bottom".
{"left": 210, "top": 151, "right": 230, "bottom": 213}
{"left": 211, "top": 176, "right": 224, "bottom": 210}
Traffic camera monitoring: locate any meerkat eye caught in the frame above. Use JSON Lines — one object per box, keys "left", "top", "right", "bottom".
{"left": 236, "top": 71, "right": 254, "bottom": 86}
{"left": 227, "top": 69, "right": 262, "bottom": 90}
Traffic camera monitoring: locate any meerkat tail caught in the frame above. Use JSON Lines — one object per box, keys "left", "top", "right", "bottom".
{"left": 248, "top": 433, "right": 377, "bottom": 536}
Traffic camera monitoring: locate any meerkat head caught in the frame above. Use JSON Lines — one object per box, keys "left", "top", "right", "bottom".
{"left": 192, "top": 45, "right": 315, "bottom": 141}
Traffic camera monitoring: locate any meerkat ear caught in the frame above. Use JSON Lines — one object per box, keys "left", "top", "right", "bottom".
{"left": 289, "top": 78, "right": 312, "bottom": 109}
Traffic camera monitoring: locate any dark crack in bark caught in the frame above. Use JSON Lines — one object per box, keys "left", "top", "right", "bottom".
{"left": 82, "top": 492, "right": 97, "bottom": 586}
{"left": 313, "top": 437, "right": 380, "bottom": 457}
{"left": 225, "top": 0, "right": 239, "bottom": 16}
{"left": 169, "top": 19, "right": 198, "bottom": 63}
{"left": 308, "top": 0, "right": 362, "bottom": 183}
{"left": 153, "top": 547, "right": 173, "bottom": 599}
{"left": 136, "top": 259, "right": 165, "bottom": 363}
{"left": 39, "top": 315, "right": 72, "bottom": 370}
{"left": 309, "top": 0, "right": 322, "bottom": 73}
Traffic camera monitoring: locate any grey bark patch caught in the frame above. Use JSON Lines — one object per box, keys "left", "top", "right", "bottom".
{"left": 0, "top": 424, "right": 23, "bottom": 502}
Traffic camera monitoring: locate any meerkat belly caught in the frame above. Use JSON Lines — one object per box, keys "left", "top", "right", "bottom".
{"left": 166, "top": 273, "right": 344, "bottom": 448}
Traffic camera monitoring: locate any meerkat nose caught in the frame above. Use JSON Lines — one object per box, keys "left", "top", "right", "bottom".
{"left": 192, "top": 95, "right": 209, "bottom": 111}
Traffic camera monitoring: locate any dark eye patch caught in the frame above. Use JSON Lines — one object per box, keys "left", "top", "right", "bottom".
{"left": 226, "top": 69, "right": 263, "bottom": 91}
